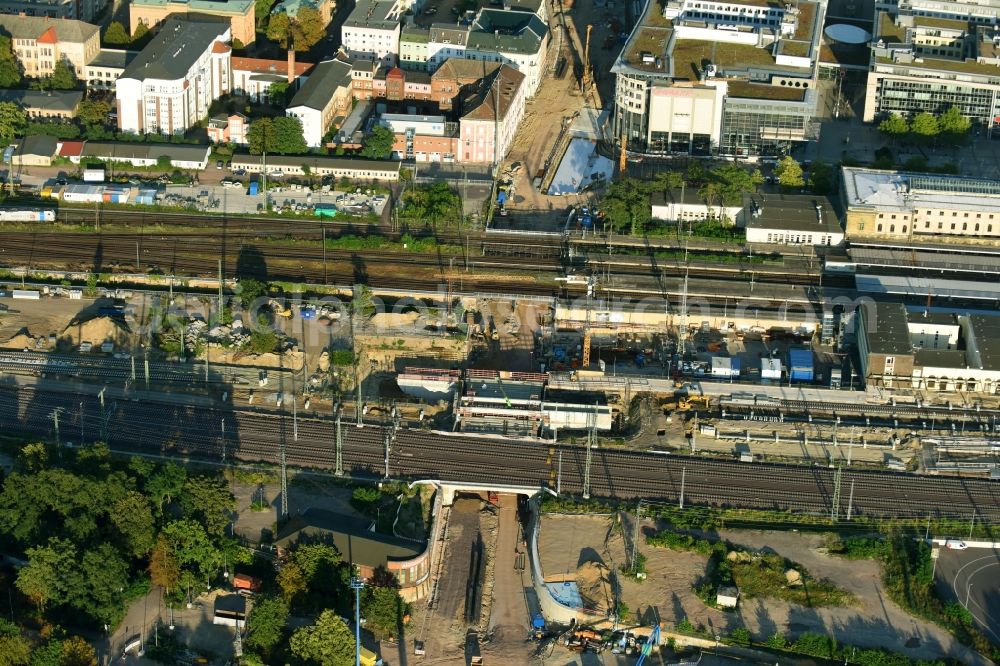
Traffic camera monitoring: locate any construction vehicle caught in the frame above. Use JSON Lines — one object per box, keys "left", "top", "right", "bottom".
{"left": 634, "top": 625, "right": 661, "bottom": 666}
{"left": 495, "top": 377, "right": 513, "bottom": 408}
{"left": 528, "top": 613, "right": 546, "bottom": 640}
{"left": 268, "top": 299, "right": 292, "bottom": 318}
{"left": 678, "top": 395, "right": 711, "bottom": 411}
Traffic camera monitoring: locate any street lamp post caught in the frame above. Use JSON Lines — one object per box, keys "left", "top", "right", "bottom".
{"left": 350, "top": 577, "right": 365, "bottom": 666}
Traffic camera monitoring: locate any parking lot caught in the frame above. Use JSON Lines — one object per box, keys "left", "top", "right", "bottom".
{"left": 934, "top": 546, "right": 1000, "bottom": 645}
{"left": 141, "top": 181, "right": 389, "bottom": 218}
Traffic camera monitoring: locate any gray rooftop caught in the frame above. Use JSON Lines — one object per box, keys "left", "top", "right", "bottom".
{"left": 0, "top": 89, "right": 82, "bottom": 112}
{"left": 344, "top": 0, "right": 399, "bottom": 30}
{"left": 863, "top": 301, "right": 912, "bottom": 356}
{"left": 274, "top": 508, "right": 425, "bottom": 564}
{"left": 467, "top": 9, "right": 547, "bottom": 54}
{"left": 121, "top": 17, "right": 229, "bottom": 82}
{"left": 89, "top": 48, "right": 139, "bottom": 69}
{"left": 288, "top": 58, "right": 352, "bottom": 111}
{"left": 842, "top": 166, "right": 1000, "bottom": 213}
{"left": 969, "top": 315, "right": 1000, "bottom": 371}
{"left": 16, "top": 135, "right": 57, "bottom": 157}
{"left": 914, "top": 349, "right": 967, "bottom": 369}
{"left": 466, "top": 378, "right": 543, "bottom": 401}
{"left": 81, "top": 141, "right": 211, "bottom": 162}
{"left": 744, "top": 194, "right": 842, "bottom": 235}
{"left": 0, "top": 14, "right": 98, "bottom": 42}
{"left": 231, "top": 152, "right": 402, "bottom": 173}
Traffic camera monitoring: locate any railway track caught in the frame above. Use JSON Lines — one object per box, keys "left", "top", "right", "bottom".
{"left": 2, "top": 385, "right": 997, "bottom": 521}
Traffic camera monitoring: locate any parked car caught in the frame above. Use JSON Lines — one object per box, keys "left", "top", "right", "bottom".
{"left": 945, "top": 540, "right": 968, "bottom": 550}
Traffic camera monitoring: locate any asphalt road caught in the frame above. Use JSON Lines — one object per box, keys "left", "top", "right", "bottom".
{"left": 2, "top": 383, "right": 999, "bottom": 521}
{"left": 935, "top": 547, "right": 1000, "bottom": 644}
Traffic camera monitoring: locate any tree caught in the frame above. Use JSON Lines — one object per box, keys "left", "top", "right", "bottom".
{"left": 0, "top": 619, "right": 30, "bottom": 666}
{"left": 910, "top": 112, "right": 939, "bottom": 141}
{"left": 0, "top": 36, "right": 20, "bottom": 88}
{"left": 289, "top": 610, "right": 356, "bottom": 666}
{"left": 17, "top": 537, "right": 78, "bottom": 611}
{"left": 362, "top": 585, "right": 407, "bottom": 640}
{"left": 268, "top": 81, "right": 290, "bottom": 105}
{"left": 180, "top": 476, "right": 235, "bottom": 537}
{"left": 289, "top": 7, "right": 325, "bottom": 51}
{"left": 149, "top": 535, "right": 180, "bottom": 593}
{"left": 938, "top": 105, "right": 971, "bottom": 137}
{"left": 276, "top": 561, "right": 308, "bottom": 605}
{"left": 711, "top": 163, "right": 762, "bottom": 205}
{"left": 110, "top": 491, "right": 156, "bottom": 557}
{"left": 266, "top": 12, "right": 291, "bottom": 44}
{"left": 246, "top": 596, "right": 289, "bottom": 652}
{"left": 246, "top": 117, "right": 307, "bottom": 155}
{"left": 50, "top": 60, "right": 78, "bottom": 90}
{"left": 132, "top": 23, "right": 149, "bottom": 44}
{"left": 351, "top": 284, "right": 375, "bottom": 318}
{"left": 255, "top": 0, "right": 277, "bottom": 28}
{"left": 103, "top": 21, "right": 130, "bottom": 46}
{"left": 77, "top": 99, "right": 111, "bottom": 126}
{"left": 878, "top": 113, "right": 908, "bottom": 140}
{"left": 271, "top": 116, "right": 307, "bottom": 154}
{"left": 0, "top": 102, "right": 26, "bottom": 145}
{"left": 159, "top": 520, "right": 221, "bottom": 593}
{"left": 59, "top": 637, "right": 97, "bottom": 666}
{"left": 360, "top": 126, "right": 395, "bottom": 159}
{"left": 78, "top": 544, "right": 130, "bottom": 625}
{"left": 145, "top": 463, "right": 186, "bottom": 514}
{"left": 808, "top": 160, "right": 833, "bottom": 194}
{"left": 653, "top": 170, "right": 683, "bottom": 197}
{"left": 774, "top": 156, "right": 804, "bottom": 189}
{"left": 236, "top": 277, "right": 268, "bottom": 307}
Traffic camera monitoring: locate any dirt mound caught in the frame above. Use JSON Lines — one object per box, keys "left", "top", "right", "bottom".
{"left": 62, "top": 316, "right": 130, "bottom": 349}
{"left": 576, "top": 560, "right": 612, "bottom": 613}
{"left": 2, "top": 327, "right": 36, "bottom": 350}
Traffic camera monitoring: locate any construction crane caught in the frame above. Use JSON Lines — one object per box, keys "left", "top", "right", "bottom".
{"left": 495, "top": 376, "right": 513, "bottom": 408}
{"left": 635, "top": 625, "right": 661, "bottom": 666}
{"left": 582, "top": 24, "right": 593, "bottom": 90}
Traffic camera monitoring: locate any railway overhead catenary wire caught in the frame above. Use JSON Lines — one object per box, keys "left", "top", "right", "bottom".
{"left": 1, "top": 385, "right": 997, "bottom": 521}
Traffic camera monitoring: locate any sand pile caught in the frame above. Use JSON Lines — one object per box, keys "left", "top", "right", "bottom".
{"left": 576, "top": 560, "right": 612, "bottom": 613}
{"left": 2, "top": 327, "right": 36, "bottom": 350}
{"left": 63, "top": 316, "right": 130, "bottom": 348}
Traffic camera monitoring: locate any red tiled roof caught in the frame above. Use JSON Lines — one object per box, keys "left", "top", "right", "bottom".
{"left": 230, "top": 56, "right": 313, "bottom": 77}
{"left": 212, "top": 41, "right": 231, "bottom": 54}
{"left": 58, "top": 140, "right": 84, "bottom": 157}
{"left": 36, "top": 26, "right": 57, "bottom": 44}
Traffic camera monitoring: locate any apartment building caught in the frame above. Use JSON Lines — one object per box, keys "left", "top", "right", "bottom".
{"left": 864, "top": 4, "right": 1000, "bottom": 134}
{"left": 0, "top": 0, "right": 105, "bottom": 21}
{"left": 350, "top": 60, "right": 432, "bottom": 101}
{"left": 0, "top": 88, "right": 82, "bottom": 118}
{"left": 341, "top": 0, "right": 402, "bottom": 66}
{"left": 857, "top": 302, "right": 1000, "bottom": 394}
{"left": 841, "top": 166, "right": 1000, "bottom": 244}
{"left": 457, "top": 63, "right": 525, "bottom": 163}
{"left": 610, "top": 0, "right": 824, "bottom": 156}
{"left": 115, "top": 18, "right": 232, "bottom": 135}
{"left": 130, "top": 0, "right": 256, "bottom": 45}
{"left": 430, "top": 58, "right": 502, "bottom": 110}
{"left": 286, "top": 58, "right": 353, "bottom": 147}
{"left": 231, "top": 53, "right": 314, "bottom": 103}
{"left": 0, "top": 15, "right": 99, "bottom": 79}
{"left": 272, "top": 0, "right": 336, "bottom": 24}
{"left": 84, "top": 49, "right": 138, "bottom": 90}
{"left": 380, "top": 113, "right": 458, "bottom": 161}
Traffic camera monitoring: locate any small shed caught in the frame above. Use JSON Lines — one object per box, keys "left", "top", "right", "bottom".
{"left": 761, "top": 357, "right": 782, "bottom": 380}
{"left": 213, "top": 594, "right": 247, "bottom": 627}
{"left": 788, "top": 347, "right": 814, "bottom": 382}
{"left": 716, "top": 585, "right": 740, "bottom": 608}
{"left": 711, "top": 356, "right": 741, "bottom": 378}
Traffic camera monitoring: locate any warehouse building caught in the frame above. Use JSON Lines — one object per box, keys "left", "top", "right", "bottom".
{"left": 856, "top": 303, "right": 1000, "bottom": 393}
{"left": 841, "top": 167, "right": 1000, "bottom": 244}
{"left": 740, "top": 193, "right": 843, "bottom": 246}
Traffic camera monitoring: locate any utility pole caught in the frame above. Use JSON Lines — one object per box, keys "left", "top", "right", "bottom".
{"left": 679, "top": 467, "right": 686, "bottom": 509}
{"left": 335, "top": 405, "right": 344, "bottom": 476}
{"left": 831, "top": 464, "right": 843, "bottom": 521}
{"left": 356, "top": 365, "right": 363, "bottom": 428}
{"left": 221, "top": 418, "right": 226, "bottom": 465}
{"left": 144, "top": 352, "right": 150, "bottom": 390}
{"left": 280, "top": 403, "right": 289, "bottom": 518}
{"left": 79, "top": 401, "right": 84, "bottom": 443}
{"left": 969, "top": 509, "right": 976, "bottom": 539}
{"left": 350, "top": 578, "right": 365, "bottom": 666}
{"left": 556, "top": 451, "right": 562, "bottom": 495}
{"left": 583, "top": 406, "right": 596, "bottom": 500}
{"left": 52, "top": 408, "right": 60, "bottom": 446}
{"left": 218, "top": 259, "right": 224, "bottom": 319}
{"left": 846, "top": 478, "right": 855, "bottom": 520}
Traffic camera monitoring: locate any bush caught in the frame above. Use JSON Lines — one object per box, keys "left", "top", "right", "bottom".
{"left": 351, "top": 486, "right": 381, "bottom": 515}
{"left": 244, "top": 329, "right": 279, "bottom": 355}
{"left": 792, "top": 632, "right": 837, "bottom": 660}
{"left": 728, "top": 626, "right": 751, "bottom": 646}
{"left": 764, "top": 632, "right": 787, "bottom": 649}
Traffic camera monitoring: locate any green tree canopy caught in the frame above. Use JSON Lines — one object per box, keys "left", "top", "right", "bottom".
{"left": 0, "top": 619, "right": 30, "bottom": 666}
{"left": 180, "top": 475, "right": 235, "bottom": 537}
{"left": 0, "top": 36, "right": 21, "bottom": 88}
{"left": 132, "top": 22, "right": 149, "bottom": 44}
{"left": 246, "top": 596, "right": 289, "bottom": 653}
{"left": 0, "top": 102, "right": 26, "bottom": 145}
{"left": 360, "top": 125, "right": 395, "bottom": 159}
{"left": 910, "top": 112, "right": 939, "bottom": 140}
{"left": 110, "top": 491, "right": 156, "bottom": 558}
{"left": 601, "top": 177, "right": 651, "bottom": 235}
{"left": 76, "top": 99, "right": 111, "bottom": 126}
{"left": 775, "top": 156, "right": 804, "bottom": 189}
{"left": 400, "top": 182, "right": 461, "bottom": 229}
{"left": 50, "top": 60, "right": 78, "bottom": 90}
{"left": 246, "top": 117, "right": 307, "bottom": 155}
{"left": 255, "top": 0, "right": 278, "bottom": 27}
{"left": 938, "top": 105, "right": 971, "bottom": 137}
{"left": 289, "top": 610, "right": 356, "bottom": 666}
{"left": 145, "top": 463, "right": 186, "bottom": 514}
{"left": 149, "top": 534, "right": 181, "bottom": 593}
{"left": 266, "top": 12, "right": 292, "bottom": 44}
{"left": 878, "top": 113, "right": 908, "bottom": 138}
{"left": 362, "top": 574, "right": 408, "bottom": 640}
{"left": 17, "top": 537, "right": 79, "bottom": 611}
{"left": 103, "top": 21, "right": 130, "bottom": 45}
{"left": 159, "top": 519, "right": 221, "bottom": 594}
{"left": 290, "top": 7, "right": 326, "bottom": 51}
{"left": 808, "top": 160, "right": 833, "bottom": 195}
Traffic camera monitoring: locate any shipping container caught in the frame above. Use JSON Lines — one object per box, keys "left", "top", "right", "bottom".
{"left": 83, "top": 166, "right": 105, "bottom": 183}
{"left": 788, "top": 347, "right": 814, "bottom": 382}
{"left": 248, "top": 181, "right": 259, "bottom": 196}
{"left": 11, "top": 289, "right": 40, "bottom": 300}
{"left": 711, "top": 356, "right": 741, "bottom": 377}
{"left": 761, "top": 358, "right": 782, "bottom": 380}
{"left": 62, "top": 184, "right": 104, "bottom": 203}
{"left": 314, "top": 203, "right": 337, "bottom": 218}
